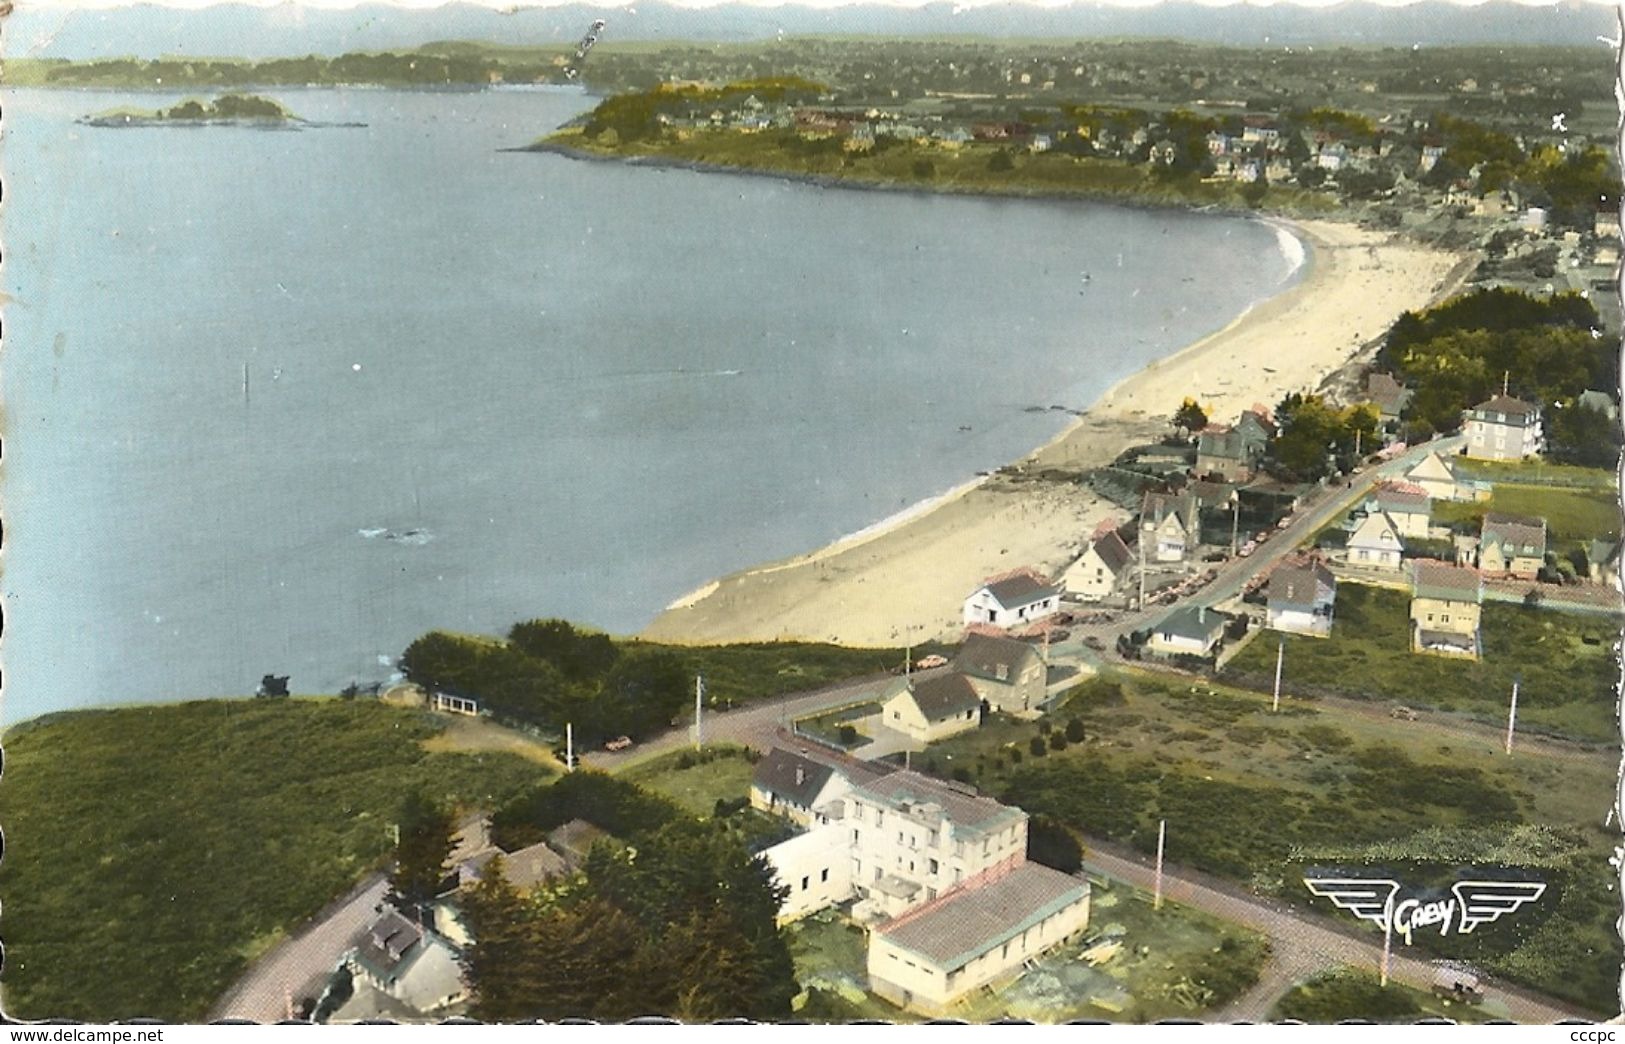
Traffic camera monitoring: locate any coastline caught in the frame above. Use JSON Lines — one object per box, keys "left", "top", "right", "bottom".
{"left": 641, "top": 211, "right": 1473, "bottom": 648}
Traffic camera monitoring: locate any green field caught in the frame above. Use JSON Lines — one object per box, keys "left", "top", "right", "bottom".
{"left": 619, "top": 745, "right": 759, "bottom": 816}
{"left": 0, "top": 699, "right": 554, "bottom": 1021}
{"left": 1220, "top": 582, "right": 1621, "bottom": 742}
{"left": 1430, "top": 485, "right": 1620, "bottom": 552}
{"left": 1453, "top": 459, "right": 1620, "bottom": 492}
{"left": 924, "top": 673, "right": 1620, "bottom": 1014}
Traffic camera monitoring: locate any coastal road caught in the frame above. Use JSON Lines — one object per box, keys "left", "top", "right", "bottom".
{"left": 1042, "top": 434, "right": 1467, "bottom": 676}
{"left": 209, "top": 872, "right": 388, "bottom": 1023}
{"left": 583, "top": 669, "right": 940, "bottom": 772}
{"left": 1080, "top": 837, "right": 1596, "bottom": 1023}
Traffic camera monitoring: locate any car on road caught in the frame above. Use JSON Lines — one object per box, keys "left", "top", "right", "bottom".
{"left": 604, "top": 735, "right": 634, "bottom": 752}
{"left": 914, "top": 654, "right": 949, "bottom": 670}
{"left": 1390, "top": 706, "right": 1419, "bottom": 722}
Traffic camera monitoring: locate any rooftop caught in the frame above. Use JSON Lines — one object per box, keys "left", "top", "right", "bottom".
{"left": 850, "top": 770, "right": 1020, "bottom": 837}
{"left": 953, "top": 633, "right": 1043, "bottom": 685}
{"left": 903, "top": 673, "right": 982, "bottom": 722}
{"left": 1154, "top": 604, "right": 1228, "bottom": 643}
{"left": 1472, "top": 394, "right": 1539, "bottom": 421}
{"left": 1268, "top": 560, "right": 1336, "bottom": 609}
{"left": 1412, "top": 559, "right": 1483, "bottom": 603}
{"left": 876, "top": 863, "right": 1089, "bottom": 972}
{"left": 1482, "top": 513, "right": 1547, "bottom": 554}
{"left": 982, "top": 573, "right": 1061, "bottom": 609}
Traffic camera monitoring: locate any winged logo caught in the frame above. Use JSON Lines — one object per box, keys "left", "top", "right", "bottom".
{"left": 1303, "top": 877, "right": 1400, "bottom": 930}
{"left": 1451, "top": 880, "right": 1547, "bottom": 934}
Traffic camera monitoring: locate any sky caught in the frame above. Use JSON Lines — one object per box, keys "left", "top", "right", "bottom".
{"left": 13, "top": 0, "right": 1619, "bottom": 10}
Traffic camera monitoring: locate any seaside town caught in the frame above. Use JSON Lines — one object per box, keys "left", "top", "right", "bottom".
{"left": 3, "top": 6, "right": 1623, "bottom": 1030}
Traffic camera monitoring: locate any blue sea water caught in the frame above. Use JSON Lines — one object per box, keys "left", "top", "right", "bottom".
{"left": 0, "top": 86, "right": 1301, "bottom": 721}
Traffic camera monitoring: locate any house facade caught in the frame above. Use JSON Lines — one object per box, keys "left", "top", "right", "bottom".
{"left": 1365, "top": 482, "right": 1431, "bottom": 538}
{"left": 1146, "top": 605, "right": 1228, "bottom": 658}
{"left": 1266, "top": 560, "right": 1337, "bottom": 637}
{"left": 953, "top": 634, "right": 1046, "bottom": 715}
{"left": 762, "top": 822, "right": 856, "bottom": 923}
{"left": 1140, "top": 491, "right": 1199, "bottom": 563}
{"left": 881, "top": 673, "right": 982, "bottom": 744}
{"left": 1346, "top": 511, "right": 1405, "bottom": 570}
{"left": 867, "top": 862, "right": 1091, "bottom": 1016}
{"left": 1062, "top": 530, "right": 1132, "bottom": 602}
{"left": 753, "top": 746, "right": 865, "bottom": 826}
{"left": 1195, "top": 426, "right": 1254, "bottom": 481}
{"left": 1478, "top": 513, "right": 1547, "bottom": 579}
{"left": 962, "top": 574, "right": 1063, "bottom": 629}
{"left": 1410, "top": 560, "right": 1483, "bottom": 659}
{"left": 1364, "top": 372, "right": 1412, "bottom": 425}
{"left": 1405, "top": 452, "right": 1485, "bottom": 503}
{"left": 1463, "top": 394, "right": 1544, "bottom": 461}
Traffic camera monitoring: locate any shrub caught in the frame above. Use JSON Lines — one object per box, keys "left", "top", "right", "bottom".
{"left": 1064, "top": 718, "right": 1087, "bottom": 743}
{"left": 951, "top": 767, "right": 973, "bottom": 784}
{"left": 837, "top": 724, "right": 859, "bottom": 746}
{"left": 1049, "top": 733, "right": 1069, "bottom": 752}
{"left": 1029, "top": 736, "right": 1048, "bottom": 758}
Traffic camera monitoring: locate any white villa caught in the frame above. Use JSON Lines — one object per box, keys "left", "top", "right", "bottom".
{"left": 963, "top": 573, "right": 1063, "bottom": 629}
{"left": 1405, "top": 451, "right": 1488, "bottom": 503}
{"left": 1346, "top": 510, "right": 1405, "bottom": 570}
{"left": 758, "top": 762, "right": 1092, "bottom": 1015}
{"left": 881, "top": 673, "right": 983, "bottom": 744}
{"left": 1062, "top": 529, "right": 1132, "bottom": 603}
{"left": 1463, "top": 393, "right": 1544, "bottom": 461}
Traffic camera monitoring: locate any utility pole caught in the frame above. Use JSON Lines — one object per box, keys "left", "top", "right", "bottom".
{"left": 1380, "top": 888, "right": 1394, "bottom": 987}
{"left": 1272, "top": 638, "right": 1285, "bottom": 713}
{"left": 1138, "top": 525, "right": 1148, "bottom": 611}
{"left": 566, "top": 722, "right": 575, "bottom": 772}
{"left": 1153, "top": 819, "right": 1167, "bottom": 910}
{"left": 1505, "top": 674, "right": 1520, "bottom": 755}
{"left": 695, "top": 674, "right": 705, "bottom": 750}
{"left": 1230, "top": 499, "right": 1240, "bottom": 558}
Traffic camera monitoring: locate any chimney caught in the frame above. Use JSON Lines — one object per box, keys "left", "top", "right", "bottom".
{"left": 795, "top": 766, "right": 805, "bottom": 786}
{"left": 1198, "top": 606, "right": 1206, "bottom": 625}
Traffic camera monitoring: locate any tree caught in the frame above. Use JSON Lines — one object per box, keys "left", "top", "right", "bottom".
{"left": 1027, "top": 814, "right": 1083, "bottom": 873}
{"left": 256, "top": 674, "right": 290, "bottom": 698}
{"left": 389, "top": 791, "right": 455, "bottom": 911}
{"left": 1172, "top": 397, "right": 1208, "bottom": 438}
{"left": 987, "top": 149, "right": 1015, "bottom": 172}
{"left": 1546, "top": 401, "right": 1623, "bottom": 468}
{"left": 1064, "top": 718, "right": 1087, "bottom": 743}
{"left": 1029, "top": 735, "right": 1048, "bottom": 758}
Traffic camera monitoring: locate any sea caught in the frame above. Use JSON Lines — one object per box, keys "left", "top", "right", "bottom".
{"left": 0, "top": 86, "right": 1303, "bottom": 722}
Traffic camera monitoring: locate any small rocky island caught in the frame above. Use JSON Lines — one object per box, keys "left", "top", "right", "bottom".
{"left": 81, "top": 93, "right": 303, "bottom": 128}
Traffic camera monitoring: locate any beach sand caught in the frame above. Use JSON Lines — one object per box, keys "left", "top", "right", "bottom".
{"left": 639, "top": 218, "right": 1473, "bottom": 648}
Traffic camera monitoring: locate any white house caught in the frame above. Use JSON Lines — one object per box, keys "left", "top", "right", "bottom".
{"left": 1405, "top": 451, "right": 1485, "bottom": 503}
{"left": 348, "top": 911, "right": 469, "bottom": 1016}
{"left": 881, "top": 673, "right": 982, "bottom": 744}
{"left": 762, "top": 821, "right": 856, "bottom": 923}
{"left": 963, "top": 573, "right": 1062, "bottom": 629}
{"left": 867, "top": 862, "right": 1091, "bottom": 1016}
{"left": 1061, "top": 530, "right": 1132, "bottom": 603}
{"left": 1140, "top": 491, "right": 1200, "bottom": 563}
{"left": 751, "top": 745, "right": 893, "bottom": 826}
{"left": 1145, "top": 605, "right": 1228, "bottom": 659}
{"left": 1266, "top": 559, "right": 1337, "bottom": 637}
{"left": 1463, "top": 394, "right": 1544, "bottom": 461}
{"left": 1346, "top": 510, "right": 1405, "bottom": 570}
{"left": 1364, "top": 482, "right": 1431, "bottom": 539}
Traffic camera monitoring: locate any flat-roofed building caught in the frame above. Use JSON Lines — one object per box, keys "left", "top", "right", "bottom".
{"left": 868, "top": 862, "right": 1091, "bottom": 1015}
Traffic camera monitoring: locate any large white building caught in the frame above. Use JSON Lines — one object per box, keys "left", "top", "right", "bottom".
{"left": 757, "top": 757, "right": 1091, "bottom": 1013}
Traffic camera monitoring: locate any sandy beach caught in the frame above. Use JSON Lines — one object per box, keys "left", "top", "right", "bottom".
{"left": 640, "top": 218, "right": 1473, "bottom": 648}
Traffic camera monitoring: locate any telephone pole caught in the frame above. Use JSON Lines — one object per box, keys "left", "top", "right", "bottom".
{"left": 1380, "top": 888, "right": 1394, "bottom": 987}
{"left": 1230, "top": 499, "right": 1240, "bottom": 558}
{"left": 566, "top": 722, "right": 575, "bottom": 772}
{"left": 1272, "top": 638, "right": 1285, "bottom": 713}
{"left": 1504, "top": 674, "right": 1520, "bottom": 755}
{"left": 1138, "top": 527, "right": 1148, "bottom": 611}
{"left": 1153, "top": 819, "right": 1167, "bottom": 910}
{"left": 694, "top": 674, "right": 705, "bottom": 750}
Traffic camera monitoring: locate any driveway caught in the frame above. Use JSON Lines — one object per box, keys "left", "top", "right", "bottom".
{"left": 209, "top": 873, "right": 389, "bottom": 1022}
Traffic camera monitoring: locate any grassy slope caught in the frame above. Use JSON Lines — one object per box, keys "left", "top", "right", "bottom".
{"left": 1220, "top": 583, "right": 1620, "bottom": 742}
{"left": 547, "top": 127, "right": 1341, "bottom": 218}
{"left": 1431, "top": 485, "right": 1620, "bottom": 553}
{"left": 619, "top": 746, "right": 759, "bottom": 816}
{"left": 926, "top": 675, "right": 1620, "bottom": 1014}
{"left": 0, "top": 699, "right": 553, "bottom": 1022}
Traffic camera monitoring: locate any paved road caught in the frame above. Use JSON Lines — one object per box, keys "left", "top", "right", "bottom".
{"left": 584, "top": 669, "right": 943, "bottom": 771}
{"left": 1080, "top": 838, "right": 1596, "bottom": 1023}
{"left": 210, "top": 873, "right": 388, "bottom": 1022}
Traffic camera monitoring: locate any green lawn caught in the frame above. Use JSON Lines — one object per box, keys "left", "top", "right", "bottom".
{"left": 619, "top": 745, "right": 758, "bottom": 816}
{"left": 1272, "top": 967, "right": 1495, "bottom": 1023}
{"left": 1220, "top": 583, "right": 1621, "bottom": 742}
{"left": 1453, "top": 459, "right": 1619, "bottom": 492}
{"left": 0, "top": 699, "right": 554, "bottom": 1021}
{"left": 924, "top": 673, "right": 1620, "bottom": 1015}
{"left": 1430, "top": 485, "right": 1620, "bottom": 550}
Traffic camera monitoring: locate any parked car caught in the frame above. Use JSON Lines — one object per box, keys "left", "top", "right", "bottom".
{"left": 1390, "top": 706, "right": 1419, "bottom": 722}
{"left": 914, "top": 654, "right": 948, "bottom": 670}
{"left": 604, "top": 735, "right": 634, "bottom": 752}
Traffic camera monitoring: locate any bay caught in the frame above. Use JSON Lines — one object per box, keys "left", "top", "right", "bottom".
{"left": 0, "top": 86, "right": 1301, "bottom": 721}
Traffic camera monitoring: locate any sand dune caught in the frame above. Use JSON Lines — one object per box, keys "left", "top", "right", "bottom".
{"left": 640, "top": 218, "right": 1471, "bottom": 648}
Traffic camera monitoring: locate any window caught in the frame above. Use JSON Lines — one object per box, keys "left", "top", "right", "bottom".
{"left": 875, "top": 868, "right": 883, "bottom": 882}
{"left": 801, "top": 876, "right": 809, "bottom": 891}
{"left": 821, "top": 868, "right": 829, "bottom": 883}
{"left": 926, "top": 887, "right": 937, "bottom": 901}
{"left": 929, "top": 858, "right": 939, "bottom": 875}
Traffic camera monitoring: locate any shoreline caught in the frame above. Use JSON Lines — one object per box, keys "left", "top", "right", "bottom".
{"left": 636, "top": 192, "right": 1473, "bottom": 646}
